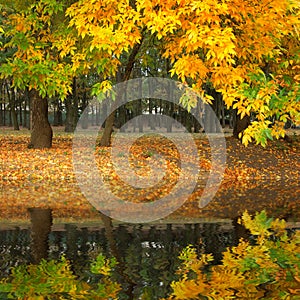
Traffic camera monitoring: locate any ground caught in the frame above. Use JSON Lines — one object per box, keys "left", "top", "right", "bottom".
{"left": 0, "top": 127, "right": 299, "bottom": 224}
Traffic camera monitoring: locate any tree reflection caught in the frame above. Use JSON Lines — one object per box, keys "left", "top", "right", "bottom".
{"left": 0, "top": 217, "right": 248, "bottom": 299}
{"left": 28, "top": 208, "right": 53, "bottom": 264}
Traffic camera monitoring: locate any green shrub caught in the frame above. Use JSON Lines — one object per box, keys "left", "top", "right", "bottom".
{"left": 0, "top": 254, "right": 120, "bottom": 300}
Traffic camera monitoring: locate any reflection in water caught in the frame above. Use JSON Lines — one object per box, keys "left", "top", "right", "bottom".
{"left": 28, "top": 208, "right": 53, "bottom": 264}
{"left": 0, "top": 219, "right": 243, "bottom": 299}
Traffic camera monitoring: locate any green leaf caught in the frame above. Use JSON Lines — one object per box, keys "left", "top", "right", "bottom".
{"left": 264, "top": 128, "right": 273, "bottom": 141}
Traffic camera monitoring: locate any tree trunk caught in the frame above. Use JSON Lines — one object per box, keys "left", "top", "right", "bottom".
{"left": 204, "top": 104, "right": 216, "bottom": 133}
{"left": 99, "top": 112, "right": 115, "bottom": 146}
{"left": 99, "top": 34, "right": 145, "bottom": 146}
{"left": 137, "top": 99, "right": 143, "bottom": 133}
{"left": 148, "top": 98, "right": 156, "bottom": 130}
{"left": 0, "top": 101, "right": 3, "bottom": 126}
{"left": 233, "top": 110, "right": 250, "bottom": 139}
{"left": 19, "top": 99, "right": 22, "bottom": 127}
{"left": 53, "top": 98, "right": 63, "bottom": 126}
{"left": 10, "top": 89, "right": 20, "bottom": 130}
{"left": 64, "top": 97, "right": 78, "bottom": 132}
{"left": 65, "top": 224, "right": 80, "bottom": 261}
{"left": 95, "top": 103, "right": 100, "bottom": 126}
{"left": 99, "top": 70, "right": 119, "bottom": 146}
{"left": 65, "top": 77, "right": 79, "bottom": 132}
{"left": 28, "top": 89, "right": 53, "bottom": 149}
{"left": 118, "top": 105, "right": 127, "bottom": 132}
{"left": 6, "top": 83, "right": 19, "bottom": 130}
{"left": 23, "top": 87, "right": 31, "bottom": 129}
{"left": 11, "top": 106, "right": 19, "bottom": 130}
{"left": 80, "top": 86, "right": 89, "bottom": 129}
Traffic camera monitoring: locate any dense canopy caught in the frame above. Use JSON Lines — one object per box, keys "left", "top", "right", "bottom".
{"left": 0, "top": 0, "right": 299, "bottom": 145}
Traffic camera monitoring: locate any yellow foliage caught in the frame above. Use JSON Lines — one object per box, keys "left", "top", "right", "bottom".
{"left": 165, "top": 211, "right": 300, "bottom": 300}
{"left": 170, "top": 276, "right": 207, "bottom": 300}
{"left": 1, "top": 0, "right": 299, "bottom": 145}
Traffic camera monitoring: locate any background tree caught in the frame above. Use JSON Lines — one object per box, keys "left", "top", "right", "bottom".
{"left": 0, "top": 0, "right": 77, "bottom": 148}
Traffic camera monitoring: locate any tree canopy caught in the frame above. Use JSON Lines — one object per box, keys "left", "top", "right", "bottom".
{"left": 0, "top": 0, "right": 299, "bottom": 146}
{"left": 0, "top": 0, "right": 77, "bottom": 99}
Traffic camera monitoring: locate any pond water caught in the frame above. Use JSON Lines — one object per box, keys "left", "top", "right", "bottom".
{"left": 0, "top": 211, "right": 247, "bottom": 299}
{"left": 1, "top": 207, "right": 298, "bottom": 300}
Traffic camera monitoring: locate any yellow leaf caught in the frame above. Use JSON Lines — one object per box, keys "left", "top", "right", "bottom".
{"left": 241, "top": 134, "right": 251, "bottom": 146}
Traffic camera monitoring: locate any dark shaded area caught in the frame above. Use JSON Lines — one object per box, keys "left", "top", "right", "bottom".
{"left": 233, "top": 111, "right": 250, "bottom": 139}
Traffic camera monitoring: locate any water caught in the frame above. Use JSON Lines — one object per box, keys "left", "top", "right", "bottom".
{"left": 0, "top": 216, "right": 242, "bottom": 299}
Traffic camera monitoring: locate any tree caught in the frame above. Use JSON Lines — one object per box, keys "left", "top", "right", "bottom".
{"left": 66, "top": 0, "right": 299, "bottom": 146}
{"left": 0, "top": 0, "right": 76, "bottom": 148}
{"left": 1, "top": 0, "right": 299, "bottom": 147}
{"left": 144, "top": 0, "right": 300, "bottom": 146}
{"left": 66, "top": 0, "right": 146, "bottom": 146}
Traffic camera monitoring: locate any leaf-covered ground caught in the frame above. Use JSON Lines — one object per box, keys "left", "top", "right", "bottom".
{"left": 1, "top": 127, "right": 299, "bottom": 223}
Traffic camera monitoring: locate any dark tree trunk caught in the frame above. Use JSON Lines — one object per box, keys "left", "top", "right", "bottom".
{"left": 220, "top": 99, "right": 225, "bottom": 128}
{"left": 10, "top": 92, "right": 20, "bottom": 131}
{"left": 80, "top": 109, "right": 89, "bottom": 129}
{"left": 65, "top": 224, "right": 80, "bottom": 261}
{"left": 0, "top": 101, "right": 3, "bottom": 126}
{"left": 64, "top": 97, "right": 78, "bottom": 132}
{"left": 148, "top": 98, "right": 156, "bottom": 130}
{"left": 137, "top": 99, "right": 143, "bottom": 133}
{"left": 91, "top": 105, "right": 95, "bottom": 126}
{"left": 166, "top": 101, "right": 173, "bottom": 133}
{"left": 3, "top": 100, "right": 6, "bottom": 126}
{"left": 58, "top": 103, "right": 63, "bottom": 126}
{"left": 11, "top": 108, "right": 19, "bottom": 130}
{"left": 6, "top": 83, "right": 19, "bottom": 130}
{"left": 95, "top": 103, "right": 100, "bottom": 126}
{"left": 233, "top": 110, "right": 250, "bottom": 139}
{"left": 194, "top": 116, "right": 201, "bottom": 133}
{"left": 18, "top": 99, "right": 22, "bottom": 127}
{"left": 65, "top": 77, "right": 79, "bottom": 132}
{"left": 118, "top": 105, "right": 127, "bottom": 132}
{"left": 80, "top": 85, "right": 89, "bottom": 129}
{"left": 204, "top": 104, "right": 216, "bottom": 133}
{"left": 53, "top": 98, "right": 63, "bottom": 126}
{"left": 29, "top": 89, "right": 53, "bottom": 149}
{"left": 185, "top": 111, "right": 192, "bottom": 132}
{"left": 23, "top": 87, "right": 31, "bottom": 129}
{"left": 99, "top": 112, "right": 115, "bottom": 146}
{"left": 100, "top": 34, "right": 145, "bottom": 146}
{"left": 99, "top": 70, "right": 120, "bottom": 146}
